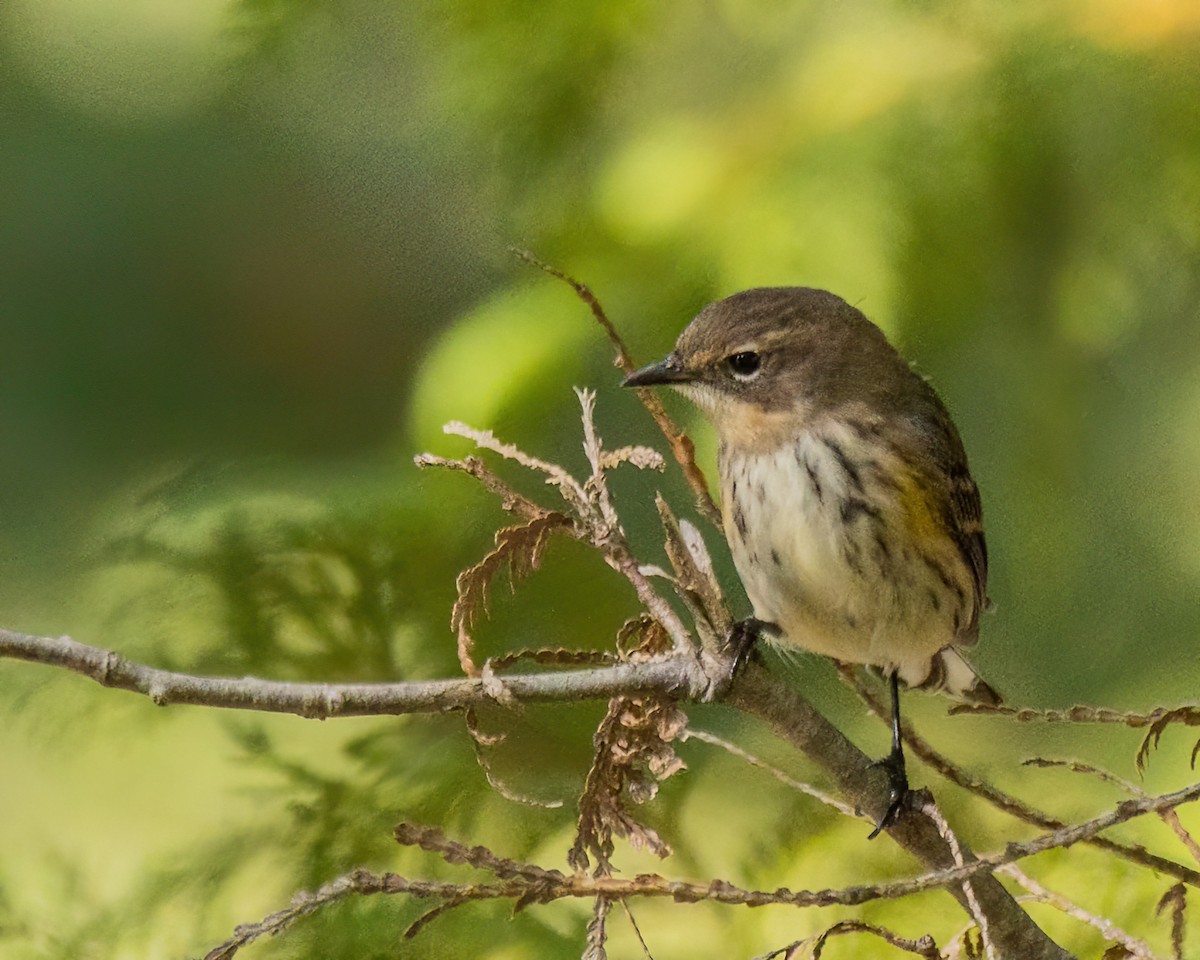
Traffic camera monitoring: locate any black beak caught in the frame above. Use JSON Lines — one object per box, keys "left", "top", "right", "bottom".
{"left": 622, "top": 355, "right": 693, "bottom": 388}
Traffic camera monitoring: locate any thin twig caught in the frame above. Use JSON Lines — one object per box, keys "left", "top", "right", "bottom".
{"left": 510, "top": 248, "right": 721, "bottom": 524}
{"left": 755, "top": 920, "right": 942, "bottom": 960}
{"left": 1025, "top": 756, "right": 1200, "bottom": 866}
{"left": 620, "top": 900, "right": 655, "bottom": 960}
{"left": 403, "top": 896, "right": 470, "bottom": 939}
{"left": 680, "top": 728, "right": 861, "bottom": 820}
{"left": 1162, "top": 810, "right": 1200, "bottom": 867}
{"left": 842, "top": 668, "right": 1200, "bottom": 889}
{"left": 431, "top": 407, "right": 701, "bottom": 662}
{"left": 413, "top": 453, "right": 546, "bottom": 520}
{"left": 1156, "top": 884, "right": 1187, "bottom": 960}
{"left": 464, "top": 709, "right": 565, "bottom": 809}
{"left": 922, "top": 800, "right": 996, "bottom": 960}
{"left": 1000, "top": 865, "right": 1156, "bottom": 959}
{"left": 443, "top": 421, "right": 590, "bottom": 515}
{"left": 0, "top": 629, "right": 708, "bottom": 717}
{"left": 393, "top": 822, "right": 567, "bottom": 883}
{"left": 210, "top": 775, "right": 1200, "bottom": 960}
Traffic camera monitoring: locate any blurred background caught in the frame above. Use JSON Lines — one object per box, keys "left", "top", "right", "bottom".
{"left": 2, "top": 0, "right": 1199, "bottom": 956}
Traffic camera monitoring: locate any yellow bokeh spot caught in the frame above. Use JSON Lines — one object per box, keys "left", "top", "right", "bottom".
{"left": 408, "top": 284, "right": 594, "bottom": 446}
{"left": 596, "top": 120, "right": 728, "bottom": 240}
{"left": 1070, "top": 0, "right": 1200, "bottom": 48}
{"left": 1, "top": 0, "right": 231, "bottom": 123}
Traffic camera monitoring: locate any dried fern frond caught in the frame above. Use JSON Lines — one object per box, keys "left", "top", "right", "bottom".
{"left": 444, "top": 421, "right": 589, "bottom": 513}
{"left": 1136, "top": 707, "right": 1200, "bottom": 773}
{"left": 569, "top": 691, "right": 687, "bottom": 875}
{"left": 1156, "top": 883, "right": 1187, "bottom": 960}
{"left": 451, "top": 511, "right": 573, "bottom": 674}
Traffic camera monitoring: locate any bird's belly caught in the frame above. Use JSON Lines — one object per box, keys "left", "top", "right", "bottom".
{"left": 720, "top": 431, "right": 964, "bottom": 670}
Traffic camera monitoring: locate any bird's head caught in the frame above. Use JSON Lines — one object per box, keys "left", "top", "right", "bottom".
{"left": 623, "top": 287, "right": 906, "bottom": 448}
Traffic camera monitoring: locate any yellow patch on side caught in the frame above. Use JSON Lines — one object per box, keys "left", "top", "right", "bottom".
{"left": 895, "top": 469, "right": 942, "bottom": 544}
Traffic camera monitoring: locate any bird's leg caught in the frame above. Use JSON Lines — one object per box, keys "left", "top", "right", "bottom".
{"left": 868, "top": 671, "right": 911, "bottom": 839}
{"left": 724, "top": 617, "right": 778, "bottom": 675}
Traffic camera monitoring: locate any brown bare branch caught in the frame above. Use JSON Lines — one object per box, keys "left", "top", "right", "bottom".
{"left": 680, "top": 727, "right": 861, "bottom": 821}
{"left": 1001, "top": 866, "right": 1155, "bottom": 959}
{"left": 843, "top": 668, "right": 1200, "bottom": 890}
{"left": 1156, "top": 884, "right": 1187, "bottom": 960}
{"left": 216, "top": 772, "right": 1200, "bottom": 960}
{"left": 413, "top": 453, "right": 546, "bottom": 520}
{"left": 510, "top": 247, "right": 721, "bottom": 524}
{"left": 948, "top": 702, "right": 1200, "bottom": 774}
{"left": 757, "top": 920, "right": 942, "bottom": 960}
{"left": 0, "top": 628, "right": 708, "bottom": 717}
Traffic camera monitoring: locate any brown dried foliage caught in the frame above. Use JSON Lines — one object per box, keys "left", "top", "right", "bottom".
{"left": 654, "top": 494, "right": 730, "bottom": 647}
{"left": 1156, "top": 883, "right": 1187, "bottom": 960}
{"left": 570, "top": 617, "right": 687, "bottom": 876}
{"left": 451, "top": 511, "right": 573, "bottom": 674}
{"left": 583, "top": 895, "right": 612, "bottom": 960}
{"left": 1137, "top": 708, "right": 1200, "bottom": 774}
{"left": 202, "top": 257, "right": 1200, "bottom": 959}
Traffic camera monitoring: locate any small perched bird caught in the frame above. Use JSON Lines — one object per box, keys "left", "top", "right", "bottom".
{"left": 623, "top": 287, "right": 999, "bottom": 834}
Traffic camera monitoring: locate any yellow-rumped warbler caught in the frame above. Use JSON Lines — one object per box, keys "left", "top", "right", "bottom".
{"left": 624, "top": 287, "right": 999, "bottom": 832}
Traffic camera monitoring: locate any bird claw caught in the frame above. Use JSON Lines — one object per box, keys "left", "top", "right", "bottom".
{"left": 724, "top": 618, "right": 778, "bottom": 676}
{"left": 867, "top": 746, "right": 911, "bottom": 839}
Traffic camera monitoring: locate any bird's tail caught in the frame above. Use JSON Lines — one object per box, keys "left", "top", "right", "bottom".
{"left": 902, "top": 646, "right": 1001, "bottom": 706}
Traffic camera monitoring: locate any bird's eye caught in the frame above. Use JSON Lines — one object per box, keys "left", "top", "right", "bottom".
{"left": 725, "top": 351, "right": 762, "bottom": 380}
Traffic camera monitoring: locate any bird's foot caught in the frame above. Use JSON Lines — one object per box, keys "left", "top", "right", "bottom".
{"left": 724, "top": 618, "right": 777, "bottom": 676}
{"left": 867, "top": 744, "right": 911, "bottom": 839}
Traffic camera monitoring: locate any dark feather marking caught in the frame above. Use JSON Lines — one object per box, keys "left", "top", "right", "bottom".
{"left": 824, "top": 438, "right": 863, "bottom": 492}
{"left": 771, "top": 548, "right": 781, "bottom": 567}
{"left": 799, "top": 451, "right": 824, "bottom": 502}
{"left": 840, "top": 497, "right": 883, "bottom": 524}
{"left": 915, "top": 653, "right": 946, "bottom": 692}
{"left": 870, "top": 461, "right": 901, "bottom": 492}
{"left": 733, "top": 502, "right": 747, "bottom": 539}
{"left": 921, "top": 552, "right": 965, "bottom": 604}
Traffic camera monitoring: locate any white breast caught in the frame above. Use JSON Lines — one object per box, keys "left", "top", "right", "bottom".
{"left": 719, "top": 423, "right": 966, "bottom": 673}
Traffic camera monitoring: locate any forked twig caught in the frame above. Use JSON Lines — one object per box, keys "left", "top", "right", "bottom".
{"left": 922, "top": 800, "right": 996, "bottom": 960}
{"left": 510, "top": 247, "right": 721, "bottom": 524}
{"left": 841, "top": 667, "right": 1200, "bottom": 889}
{"left": 1025, "top": 756, "right": 1200, "bottom": 865}
{"left": 755, "top": 920, "right": 942, "bottom": 960}
{"left": 208, "top": 779, "right": 1200, "bottom": 957}
{"left": 1001, "top": 865, "right": 1156, "bottom": 959}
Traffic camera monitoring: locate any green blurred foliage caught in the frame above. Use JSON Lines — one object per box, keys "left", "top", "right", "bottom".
{"left": 1, "top": 0, "right": 1199, "bottom": 956}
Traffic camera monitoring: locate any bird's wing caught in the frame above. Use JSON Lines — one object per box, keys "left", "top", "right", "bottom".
{"left": 909, "top": 390, "right": 988, "bottom": 643}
